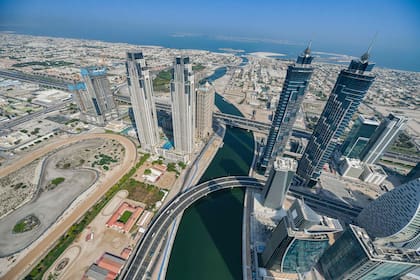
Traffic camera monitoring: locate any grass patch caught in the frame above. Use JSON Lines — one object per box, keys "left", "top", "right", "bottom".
{"left": 192, "top": 63, "right": 205, "bottom": 71}
{"left": 153, "top": 70, "right": 171, "bottom": 92}
{"left": 121, "top": 178, "right": 164, "bottom": 207}
{"left": 51, "top": 177, "right": 65, "bottom": 186}
{"left": 25, "top": 153, "right": 150, "bottom": 280}
{"left": 117, "top": 211, "right": 133, "bottom": 224}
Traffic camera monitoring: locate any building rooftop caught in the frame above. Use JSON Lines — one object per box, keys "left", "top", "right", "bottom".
{"left": 359, "top": 114, "right": 379, "bottom": 126}
{"left": 343, "top": 157, "right": 363, "bottom": 168}
{"left": 367, "top": 164, "right": 387, "bottom": 175}
{"left": 274, "top": 157, "right": 298, "bottom": 172}
{"left": 351, "top": 225, "right": 420, "bottom": 265}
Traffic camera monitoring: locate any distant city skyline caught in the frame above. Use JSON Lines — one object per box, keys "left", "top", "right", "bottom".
{"left": 1, "top": 0, "right": 419, "bottom": 71}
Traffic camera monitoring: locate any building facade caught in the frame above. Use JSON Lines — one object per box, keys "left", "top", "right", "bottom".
{"left": 339, "top": 157, "right": 364, "bottom": 179}
{"left": 356, "top": 178, "right": 420, "bottom": 250}
{"left": 359, "top": 163, "right": 387, "bottom": 185}
{"left": 171, "top": 56, "right": 195, "bottom": 156}
{"left": 261, "top": 199, "right": 342, "bottom": 273}
{"left": 341, "top": 114, "right": 379, "bottom": 159}
{"left": 195, "top": 81, "right": 214, "bottom": 139}
{"left": 262, "top": 157, "right": 297, "bottom": 209}
{"left": 317, "top": 225, "right": 419, "bottom": 280}
{"left": 260, "top": 45, "right": 314, "bottom": 172}
{"left": 125, "top": 52, "right": 160, "bottom": 152}
{"left": 80, "top": 66, "right": 118, "bottom": 126}
{"left": 296, "top": 52, "right": 375, "bottom": 186}
{"left": 360, "top": 113, "right": 407, "bottom": 164}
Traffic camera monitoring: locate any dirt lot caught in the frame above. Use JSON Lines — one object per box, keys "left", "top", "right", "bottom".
{"left": 44, "top": 190, "right": 142, "bottom": 280}
{"left": 133, "top": 161, "right": 177, "bottom": 190}
{"left": 0, "top": 159, "right": 41, "bottom": 218}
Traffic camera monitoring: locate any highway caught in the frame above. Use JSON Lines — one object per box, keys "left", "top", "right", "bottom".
{"left": 121, "top": 176, "right": 364, "bottom": 280}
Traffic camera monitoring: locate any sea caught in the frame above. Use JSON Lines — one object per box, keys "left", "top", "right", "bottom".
{"left": 2, "top": 27, "right": 419, "bottom": 72}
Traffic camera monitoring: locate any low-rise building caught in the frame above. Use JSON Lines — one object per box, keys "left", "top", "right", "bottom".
{"left": 360, "top": 163, "right": 387, "bottom": 185}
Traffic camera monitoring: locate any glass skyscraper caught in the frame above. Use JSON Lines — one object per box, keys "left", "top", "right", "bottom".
{"left": 317, "top": 225, "right": 419, "bottom": 280}
{"left": 356, "top": 178, "right": 420, "bottom": 250}
{"left": 341, "top": 115, "right": 379, "bottom": 159}
{"left": 261, "top": 199, "right": 342, "bottom": 273}
{"left": 296, "top": 51, "right": 375, "bottom": 186}
{"left": 259, "top": 44, "right": 314, "bottom": 172}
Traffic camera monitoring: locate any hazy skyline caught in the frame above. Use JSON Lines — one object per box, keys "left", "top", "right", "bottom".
{"left": 1, "top": 0, "right": 419, "bottom": 71}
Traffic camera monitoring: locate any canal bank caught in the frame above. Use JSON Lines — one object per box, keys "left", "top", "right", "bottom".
{"left": 166, "top": 63, "right": 255, "bottom": 279}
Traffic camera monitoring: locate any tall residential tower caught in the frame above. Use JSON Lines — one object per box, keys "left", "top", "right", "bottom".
{"left": 296, "top": 50, "right": 375, "bottom": 186}
{"left": 195, "top": 81, "right": 215, "bottom": 139}
{"left": 78, "top": 66, "right": 118, "bottom": 125}
{"left": 171, "top": 56, "right": 195, "bottom": 156}
{"left": 125, "top": 52, "right": 160, "bottom": 152}
{"left": 260, "top": 44, "right": 314, "bottom": 172}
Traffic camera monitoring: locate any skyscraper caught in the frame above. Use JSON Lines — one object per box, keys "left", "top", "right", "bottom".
{"left": 296, "top": 50, "right": 376, "bottom": 186}
{"left": 356, "top": 178, "right": 420, "bottom": 250}
{"left": 79, "top": 66, "right": 118, "bottom": 126}
{"left": 317, "top": 225, "right": 419, "bottom": 280}
{"left": 262, "top": 157, "right": 297, "bottom": 209}
{"left": 261, "top": 199, "right": 342, "bottom": 273}
{"left": 260, "top": 44, "right": 314, "bottom": 172}
{"left": 125, "top": 52, "right": 160, "bottom": 152}
{"left": 360, "top": 113, "right": 407, "bottom": 164}
{"left": 341, "top": 114, "right": 379, "bottom": 159}
{"left": 171, "top": 56, "right": 195, "bottom": 156}
{"left": 195, "top": 81, "right": 214, "bottom": 139}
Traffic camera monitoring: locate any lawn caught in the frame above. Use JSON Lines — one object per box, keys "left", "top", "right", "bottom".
{"left": 117, "top": 211, "right": 133, "bottom": 224}
{"left": 51, "top": 177, "right": 65, "bottom": 186}
{"left": 121, "top": 178, "right": 164, "bottom": 208}
{"left": 153, "top": 70, "right": 171, "bottom": 92}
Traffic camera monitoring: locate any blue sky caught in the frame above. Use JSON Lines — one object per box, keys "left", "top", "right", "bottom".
{"left": 1, "top": 0, "right": 419, "bottom": 70}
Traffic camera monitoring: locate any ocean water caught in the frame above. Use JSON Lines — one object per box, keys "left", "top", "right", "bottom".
{"left": 3, "top": 26, "right": 419, "bottom": 72}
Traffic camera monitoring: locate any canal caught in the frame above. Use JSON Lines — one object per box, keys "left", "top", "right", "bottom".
{"left": 166, "top": 64, "right": 255, "bottom": 280}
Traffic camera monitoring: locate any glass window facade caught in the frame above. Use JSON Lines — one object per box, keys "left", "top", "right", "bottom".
{"left": 318, "top": 230, "right": 368, "bottom": 280}
{"left": 282, "top": 238, "right": 330, "bottom": 273}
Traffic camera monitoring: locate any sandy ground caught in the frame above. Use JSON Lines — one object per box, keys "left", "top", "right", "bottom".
{"left": 43, "top": 190, "right": 144, "bottom": 280}
{"left": 0, "top": 133, "right": 137, "bottom": 280}
{"left": 133, "top": 162, "right": 177, "bottom": 190}
{"left": 0, "top": 159, "right": 41, "bottom": 218}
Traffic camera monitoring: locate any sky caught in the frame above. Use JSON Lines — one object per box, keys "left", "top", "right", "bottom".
{"left": 0, "top": 0, "right": 419, "bottom": 70}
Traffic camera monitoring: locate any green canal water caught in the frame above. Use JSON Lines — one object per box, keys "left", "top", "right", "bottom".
{"left": 166, "top": 68, "right": 255, "bottom": 280}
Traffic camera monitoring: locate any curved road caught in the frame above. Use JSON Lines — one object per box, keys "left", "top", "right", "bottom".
{"left": 122, "top": 175, "right": 364, "bottom": 280}
{"left": 122, "top": 176, "right": 264, "bottom": 280}
{"left": 1, "top": 133, "right": 137, "bottom": 280}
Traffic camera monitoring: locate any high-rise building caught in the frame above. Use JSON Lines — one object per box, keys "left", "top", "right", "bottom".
{"left": 296, "top": 51, "right": 376, "bottom": 186}
{"left": 78, "top": 66, "right": 118, "bottom": 126}
{"left": 356, "top": 178, "right": 420, "bottom": 250}
{"left": 171, "top": 56, "right": 195, "bottom": 156}
{"left": 341, "top": 115, "right": 379, "bottom": 159}
{"left": 125, "top": 52, "right": 160, "bottom": 152}
{"left": 261, "top": 199, "right": 342, "bottom": 273}
{"left": 317, "top": 225, "right": 420, "bottom": 280}
{"left": 262, "top": 157, "right": 297, "bottom": 209}
{"left": 360, "top": 113, "right": 407, "bottom": 164}
{"left": 70, "top": 69, "right": 118, "bottom": 126}
{"left": 195, "top": 81, "right": 214, "bottom": 139}
{"left": 260, "top": 44, "right": 314, "bottom": 172}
